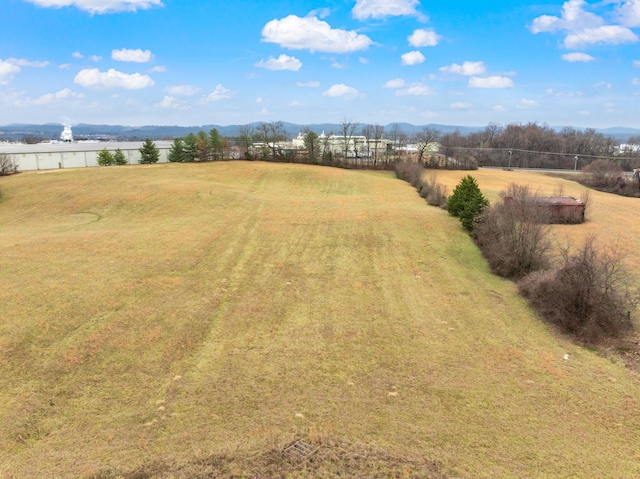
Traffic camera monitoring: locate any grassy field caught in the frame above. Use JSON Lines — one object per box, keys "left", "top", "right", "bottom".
{"left": 1, "top": 162, "right": 640, "bottom": 478}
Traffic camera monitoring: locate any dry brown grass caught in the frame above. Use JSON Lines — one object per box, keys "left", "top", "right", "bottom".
{"left": 2, "top": 163, "right": 640, "bottom": 478}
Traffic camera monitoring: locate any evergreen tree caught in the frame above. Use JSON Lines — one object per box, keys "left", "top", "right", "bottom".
{"left": 113, "top": 148, "right": 128, "bottom": 165}
{"left": 139, "top": 139, "right": 160, "bottom": 164}
{"left": 447, "top": 175, "right": 489, "bottom": 231}
{"left": 168, "top": 138, "right": 186, "bottom": 162}
{"left": 209, "top": 128, "right": 224, "bottom": 160}
{"left": 97, "top": 148, "right": 114, "bottom": 166}
{"left": 182, "top": 133, "right": 198, "bottom": 162}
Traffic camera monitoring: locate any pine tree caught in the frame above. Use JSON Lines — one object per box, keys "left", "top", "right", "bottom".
{"left": 97, "top": 148, "right": 114, "bottom": 166}
{"left": 113, "top": 148, "right": 128, "bottom": 165}
{"left": 139, "top": 139, "right": 160, "bottom": 164}
{"left": 168, "top": 138, "right": 186, "bottom": 162}
{"left": 447, "top": 175, "right": 489, "bottom": 231}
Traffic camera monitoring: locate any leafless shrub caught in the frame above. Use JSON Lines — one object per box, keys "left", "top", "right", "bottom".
{"left": 423, "top": 174, "right": 448, "bottom": 208}
{"left": 474, "top": 184, "right": 552, "bottom": 278}
{"left": 395, "top": 161, "right": 424, "bottom": 189}
{"left": 395, "top": 161, "right": 448, "bottom": 208}
{"left": 518, "top": 237, "right": 637, "bottom": 342}
{"left": 0, "top": 153, "right": 18, "bottom": 176}
{"left": 581, "top": 159, "right": 623, "bottom": 189}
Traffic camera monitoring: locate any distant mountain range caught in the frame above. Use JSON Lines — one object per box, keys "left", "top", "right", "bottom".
{"left": 1, "top": 122, "right": 639, "bottom": 142}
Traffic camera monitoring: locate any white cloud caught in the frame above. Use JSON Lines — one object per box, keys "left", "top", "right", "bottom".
{"left": 615, "top": 0, "right": 640, "bottom": 27}
{"left": 395, "top": 82, "right": 433, "bottom": 96}
{"left": 493, "top": 105, "right": 507, "bottom": 112}
{"left": 408, "top": 28, "right": 441, "bottom": 47}
{"left": 150, "top": 65, "right": 166, "bottom": 72}
{"left": 204, "top": 84, "right": 236, "bottom": 102}
{"left": 255, "top": 54, "right": 302, "bottom": 71}
{"left": 517, "top": 98, "right": 539, "bottom": 109}
{"left": 59, "top": 63, "right": 70, "bottom": 69}
{"left": 296, "top": 81, "right": 320, "bottom": 87}
{"left": 439, "top": 61, "right": 486, "bottom": 75}
{"left": 634, "top": 60, "right": 640, "bottom": 68}
{"left": 561, "top": 52, "right": 595, "bottom": 62}
{"left": 0, "top": 60, "right": 21, "bottom": 84}
{"left": 90, "top": 55, "right": 102, "bottom": 62}
{"left": 33, "top": 88, "right": 84, "bottom": 105}
{"left": 530, "top": 0, "right": 638, "bottom": 48}
{"left": 112, "top": 48, "right": 154, "bottom": 63}
{"left": 358, "top": 57, "right": 369, "bottom": 64}
{"left": 156, "top": 95, "right": 188, "bottom": 110}
{"left": 633, "top": 78, "right": 640, "bottom": 85}
{"left": 401, "top": 51, "right": 425, "bottom": 66}
{"left": 352, "top": 0, "right": 420, "bottom": 20}
{"left": 164, "top": 84, "right": 200, "bottom": 96}
{"left": 262, "top": 15, "right": 373, "bottom": 53}
{"left": 565, "top": 25, "right": 637, "bottom": 48}
{"left": 579, "top": 110, "right": 591, "bottom": 116}
{"left": 530, "top": 0, "right": 604, "bottom": 34}
{"left": 593, "top": 81, "right": 612, "bottom": 89}
{"left": 7, "top": 58, "right": 49, "bottom": 67}
{"left": 468, "top": 76, "right": 514, "bottom": 88}
{"left": 322, "top": 84, "right": 364, "bottom": 99}
{"left": 331, "top": 60, "right": 347, "bottom": 70}
{"left": 451, "top": 101, "right": 472, "bottom": 109}
{"left": 72, "top": 51, "right": 83, "bottom": 59}
{"left": 25, "top": 0, "right": 164, "bottom": 14}
{"left": 74, "top": 68, "right": 154, "bottom": 89}
{"left": 290, "top": 100, "right": 303, "bottom": 106}
{"left": 384, "top": 78, "right": 405, "bottom": 89}
{"left": 256, "top": 97, "right": 262, "bottom": 104}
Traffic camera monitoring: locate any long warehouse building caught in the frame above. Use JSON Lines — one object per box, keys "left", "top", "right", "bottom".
{"left": 0, "top": 141, "right": 173, "bottom": 171}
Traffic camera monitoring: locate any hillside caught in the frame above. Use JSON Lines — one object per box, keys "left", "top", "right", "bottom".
{"left": 1, "top": 162, "right": 640, "bottom": 478}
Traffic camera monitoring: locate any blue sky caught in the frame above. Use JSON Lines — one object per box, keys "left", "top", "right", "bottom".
{"left": 1, "top": 0, "right": 640, "bottom": 128}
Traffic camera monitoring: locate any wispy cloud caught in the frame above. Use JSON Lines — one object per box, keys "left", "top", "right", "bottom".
{"left": 204, "top": 84, "right": 236, "bottom": 102}
{"left": 395, "top": 82, "right": 433, "bottom": 96}
{"left": 255, "top": 54, "right": 302, "bottom": 71}
{"left": 561, "top": 52, "right": 595, "bottom": 62}
{"left": 112, "top": 48, "right": 154, "bottom": 63}
{"left": 384, "top": 78, "right": 405, "bottom": 89}
{"left": 440, "top": 61, "right": 486, "bottom": 75}
{"left": 468, "top": 76, "right": 514, "bottom": 88}
{"left": 352, "top": 0, "right": 420, "bottom": 20}
{"left": 25, "top": 0, "right": 164, "bottom": 14}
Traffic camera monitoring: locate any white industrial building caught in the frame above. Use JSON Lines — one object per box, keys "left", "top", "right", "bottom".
{"left": 0, "top": 141, "right": 173, "bottom": 171}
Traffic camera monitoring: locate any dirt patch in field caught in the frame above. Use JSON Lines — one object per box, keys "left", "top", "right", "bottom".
{"left": 92, "top": 437, "right": 448, "bottom": 479}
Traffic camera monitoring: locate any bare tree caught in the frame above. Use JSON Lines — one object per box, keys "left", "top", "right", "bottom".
{"left": 339, "top": 118, "right": 359, "bottom": 165}
{"left": 237, "top": 125, "right": 255, "bottom": 159}
{"left": 0, "top": 153, "right": 17, "bottom": 176}
{"left": 387, "top": 123, "right": 406, "bottom": 163}
{"left": 256, "top": 121, "right": 286, "bottom": 161}
{"left": 519, "top": 237, "right": 637, "bottom": 342}
{"left": 414, "top": 127, "right": 441, "bottom": 165}
{"left": 361, "top": 124, "right": 374, "bottom": 165}
{"left": 475, "top": 184, "right": 552, "bottom": 278}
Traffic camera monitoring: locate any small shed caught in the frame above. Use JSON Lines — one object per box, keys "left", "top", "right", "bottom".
{"left": 504, "top": 196, "right": 585, "bottom": 224}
